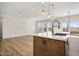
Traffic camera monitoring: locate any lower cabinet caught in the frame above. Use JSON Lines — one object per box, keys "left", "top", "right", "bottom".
{"left": 33, "top": 37, "right": 44, "bottom": 56}
{"left": 33, "top": 36, "right": 65, "bottom": 56}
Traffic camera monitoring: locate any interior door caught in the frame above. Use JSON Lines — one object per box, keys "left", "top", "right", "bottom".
{"left": 33, "top": 36, "right": 44, "bottom": 56}
{"left": 45, "top": 39, "right": 65, "bottom": 56}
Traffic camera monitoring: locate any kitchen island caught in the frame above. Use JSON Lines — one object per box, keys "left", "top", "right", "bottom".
{"left": 32, "top": 32, "right": 69, "bottom": 56}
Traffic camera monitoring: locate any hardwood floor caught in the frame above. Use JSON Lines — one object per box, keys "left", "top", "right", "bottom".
{"left": 0, "top": 35, "right": 33, "bottom": 56}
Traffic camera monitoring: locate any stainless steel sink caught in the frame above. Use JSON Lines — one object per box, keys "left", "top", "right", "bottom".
{"left": 54, "top": 33, "right": 68, "bottom": 36}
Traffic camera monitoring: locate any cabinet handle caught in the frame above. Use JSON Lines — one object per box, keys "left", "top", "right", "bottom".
{"left": 42, "top": 40, "right": 44, "bottom": 44}
{"left": 42, "top": 40, "right": 47, "bottom": 45}
{"left": 44, "top": 40, "right": 47, "bottom": 45}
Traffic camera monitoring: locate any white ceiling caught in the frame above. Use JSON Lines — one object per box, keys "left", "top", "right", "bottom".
{"left": 0, "top": 2, "right": 79, "bottom": 19}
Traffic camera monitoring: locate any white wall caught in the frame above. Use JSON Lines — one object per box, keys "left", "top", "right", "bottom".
{"left": 3, "top": 16, "right": 35, "bottom": 39}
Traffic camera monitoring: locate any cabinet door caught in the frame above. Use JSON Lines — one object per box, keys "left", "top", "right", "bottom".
{"left": 33, "top": 36, "right": 44, "bottom": 56}
{"left": 45, "top": 39, "right": 65, "bottom": 56}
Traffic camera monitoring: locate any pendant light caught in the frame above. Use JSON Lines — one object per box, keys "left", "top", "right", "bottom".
{"left": 32, "top": 2, "right": 54, "bottom": 18}
{"left": 67, "top": 11, "right": 71, "bottom": 32}
{"left": 47, "top": 3, "right": 54, "bottom": 19}
{"left": 51, "top": 4, "right": 54, "bottom": 19}
{"left": 42, "top": 2, "right": 45, "bottom": 15}
{"left": 47, "top": 2, "right": 51, "bottom": 18}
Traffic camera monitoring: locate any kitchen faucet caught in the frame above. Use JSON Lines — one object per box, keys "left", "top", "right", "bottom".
{"left": 52, "top": 20, "right": 60, "bottom": 34}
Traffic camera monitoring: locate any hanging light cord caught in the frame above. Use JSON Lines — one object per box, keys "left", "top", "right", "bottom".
{"left": 48, "top": 3, "right": 50, "bottom": 15}
{"left": 67, "top": 11, "right": 71, "bottom": 32}
{"left": 51, "top": 4, "right": 54, "bottom": 19}
{"left": 42, "top": 3, "right": 45, "bottom": 15}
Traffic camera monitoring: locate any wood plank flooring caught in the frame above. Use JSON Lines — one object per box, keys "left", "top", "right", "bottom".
{"left": 0, "top": 35, "right": 33, "bottom": 56}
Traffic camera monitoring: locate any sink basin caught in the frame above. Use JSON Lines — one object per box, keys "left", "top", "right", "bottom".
{"left": 54, "top": 33, "right": 68, "bottom": 36}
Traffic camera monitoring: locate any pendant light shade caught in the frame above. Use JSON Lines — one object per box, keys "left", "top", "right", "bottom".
{"left": 42, "top": 9, "right": 45, "bottom": 15}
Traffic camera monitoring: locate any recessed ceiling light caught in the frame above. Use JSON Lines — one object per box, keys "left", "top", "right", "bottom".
{"left": 41, "top": 2, "right": 45, "bottom": 4}
{"left": 32, "top": 8, "right": 35, "bottom": 11}
{"left": 17, "top": 14, "right": 21, "bottom": 16}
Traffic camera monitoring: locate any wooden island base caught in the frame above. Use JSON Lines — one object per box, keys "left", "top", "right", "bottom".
{"left": 33, "top": 36, "right": 65, "bottom": 56}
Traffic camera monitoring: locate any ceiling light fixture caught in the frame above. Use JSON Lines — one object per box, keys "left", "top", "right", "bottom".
{"left": 42, "top": 2, "right": 45, "bottom": 16}
{"left": 17, "top": 14, "right": 21, "bottom": 16}
{"left": 51, "top": 4, "right": 54, "bottom": 19}
{"left": 67, "top": 11, "right": 71, "bottom": 32}
{"left": 47, "top": 2, "right": 51, "bottom": 18}
{"left": 33, "top": 2, "right": 54, "bottom": 19}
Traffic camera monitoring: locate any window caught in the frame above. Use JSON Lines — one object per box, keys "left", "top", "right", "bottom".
{"left": 71, "top": 21, "right": 79, "bottom": 28}
{"left": 63, "top": 21, "right": 79, "bottom": 35}
{"left": 36, "top": 20, "right": 52, "bottom": 33}
{"left": 70, "top": 21, "right": 79, "bottom": 35}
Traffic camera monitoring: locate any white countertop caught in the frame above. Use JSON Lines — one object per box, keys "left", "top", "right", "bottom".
{"left": 32, "top": 32, "right": 69, "bottom": 41}
{"left": 70, "top": 35, "right": 79, "bottom": 38}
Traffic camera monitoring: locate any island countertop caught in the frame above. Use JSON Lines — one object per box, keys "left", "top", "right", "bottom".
{"left": 32, "top": 32, "right": 69, "bottom": 42}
